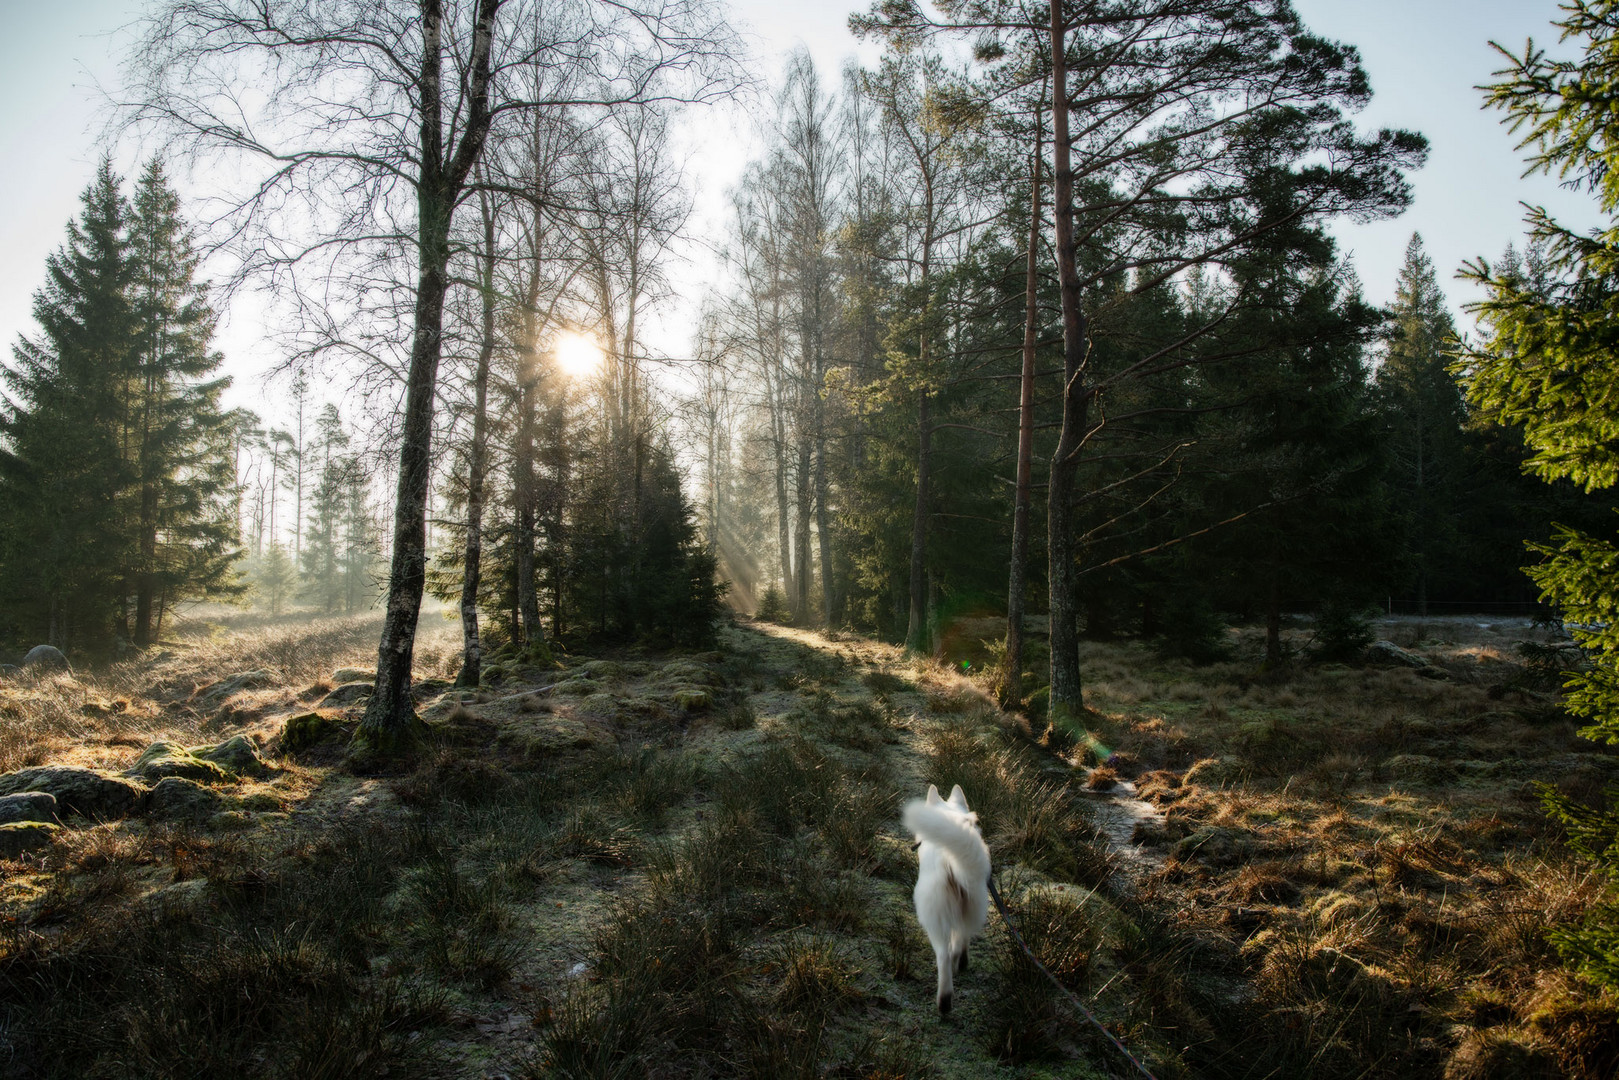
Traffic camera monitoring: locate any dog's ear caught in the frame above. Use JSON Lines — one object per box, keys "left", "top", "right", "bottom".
{"left": 948, "top": 784, "right": 969, "bottom": 810}
{"left": 926, "top": 784, "right": 942, "bottom": 805}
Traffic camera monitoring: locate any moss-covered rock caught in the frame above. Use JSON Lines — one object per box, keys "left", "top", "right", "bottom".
{"left": 147, "top": 776, "right": 224, "bottom": 821}
{"left": 0, "top": 766, "right": 145, "bottom": 820}
{"left": 672, "top": 688, "right": 712, "bottom": 712}
{"left": 281, "top": 711, "right": 344, "bottom": 753}
{"left": 0, "top": 792, "right": 59, "bottom": 825}
{"left": 411, "top": 677, "right": 453, "bottom": 700}
{"left": 332, "top": 667, "right": 375, "bottom": 685}
{"left": 126, "top": 742, "right": 231, "bottom": 784}
{"left": 195, "top": 735, "right": 271, "bottom": 778}
{"left": 236, "top": 791, "right": 284, "bottom": 813}
{"left": 0, "top": 820, "right": 60, "bottom": 858}
{"left": 553, "top": 677, "right": 601, "bottom": 697}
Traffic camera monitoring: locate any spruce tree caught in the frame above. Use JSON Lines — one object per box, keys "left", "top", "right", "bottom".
{"left": 1376, "top": 233, "right": 1471, "bottom": 616}
{"left": 125, "top": 159, "right": 242, "bottom": 644}
{"left": 0, "top": 159, "right": 241, "bottom": 654}
{"left": 1460, "top": 0, "right": 1619, "bottom": 989}
{"left": 0, "top": 161, "right": 136, "bottom": 651}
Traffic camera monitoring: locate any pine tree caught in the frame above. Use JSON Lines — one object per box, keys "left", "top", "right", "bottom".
{"left": 0, "top": 161, "right": 136, "bottom": 651}
{"left": 1460, "top": 0, "right": 1619, "bottom": 989}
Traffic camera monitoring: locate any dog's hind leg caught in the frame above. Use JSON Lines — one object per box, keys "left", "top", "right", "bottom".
{"left": 935, "top": 943, "right": 955, "bottom": 1014}
{"left": 956, "top": 945, "right": 969, "bottom": 973}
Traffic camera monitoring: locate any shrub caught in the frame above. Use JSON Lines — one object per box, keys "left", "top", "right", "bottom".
{"left": 1311, "top": 600, "right": 1377, "bottom": 662}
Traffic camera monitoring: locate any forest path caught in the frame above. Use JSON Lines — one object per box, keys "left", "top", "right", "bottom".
{"left": 427, "top": 618, "right": 1127, "bottom": 1078}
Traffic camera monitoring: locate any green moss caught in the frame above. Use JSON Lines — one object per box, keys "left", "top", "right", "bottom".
{"left": 128, "top": 742, "right": 231, "bottom": 784}
{"left": 281, "top": 712, "right": 342, "bottom": 753}
{"left": 0, "top": 820, "right": 60, "bottom": 858}
{"left": 673, "top": 688, "right": 712, "bottom": 712}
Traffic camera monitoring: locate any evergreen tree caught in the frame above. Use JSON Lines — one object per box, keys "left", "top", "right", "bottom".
{"left": 252, "top": 543, "right": 298, "bottom": 617}
{"left": 300, "top": 405, "right": 352, "bottom": 613}
{"left": 124, "top": 159, "right": 242, "bottom": 644}
{"left": 1376, "top": 233, "right": 1471, "bottom": 615}
{"left": 0, "top": 159, "right": 241, "bottom": 654}
{"left": 1460, "top": 0, "right": 1619, "bottom": 989}
{"left": 0, "top": 161, "right": 136, "bottom": 651}
{"left": 341, "top": 467, "right": 382, "bottom": 614}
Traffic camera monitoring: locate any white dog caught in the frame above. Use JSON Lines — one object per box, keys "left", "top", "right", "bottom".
{"left": 903, "top": 783, "right": 991, "bottom": 1014}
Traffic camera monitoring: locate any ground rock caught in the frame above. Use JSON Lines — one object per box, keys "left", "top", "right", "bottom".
{"left": 147, "top": 776, "right": 224, "bottom": 821}
{"left": 21, "top": 645, "right": 71, "bottom": 673}
{"left": 320, "top": 682, "right": 373, "bottom": 708}
{"left": 0, "top": 821, "right": 60, "bottom": 858}
{"left": 0, "top": 792, "right": 59, "bottom": 824}
{"left": 672, "top": 688, "right": 712, "bottom": 712}
{"left": 196, "top": 670, "right": 275, "bottom": 702}
{"left": 280, "top": 711, "right": 344, "bottom": 752}
{"left": 1364, "top": 640, "right": 1426, "bottom": 668}
{"left": 126, "top": 742, "right": 231, "bottom": 784}
{"left": 0, "top": 766, "right": 145, "bottom": 819}
{"left": 412, "top": 677, "right": 452, "bottom": 700}
{"left": 332, "top": 667, "right": 375, "bottom": 685}
{"left": 553, "top": 677, "right": 600, "bottom": 697}
{"left": 196, "top": 734, "right": 271, "bottom": 778}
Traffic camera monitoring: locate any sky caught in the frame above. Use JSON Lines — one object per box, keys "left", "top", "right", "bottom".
{"left": 0, "top": 0, "right": 1602, "bottom": 428}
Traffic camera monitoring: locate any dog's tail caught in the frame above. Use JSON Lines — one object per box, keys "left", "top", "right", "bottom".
{"left": 903, "top": 800, "right": 991, "bottom": 882}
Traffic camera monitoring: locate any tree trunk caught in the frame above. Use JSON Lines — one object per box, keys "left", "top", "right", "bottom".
{"left": 360, "top": 0, "right": 497, "bottom": 748}
{"left": 515, "top": 377, "right": 544, "bottom": 646}
{"left": 815, "top": 433, "right": 834, "bottom": 627}
{"left": 1004, "top": 133, "right": 1041, "bottom": 709}
{"left": 1265, "top": 543, "right": 1283, "bottom": 669}
{"left": 774, "top": 436, "right": 793, "bottom": 606}
{"left": 456, "top": 197, "right": 496, "bottom": 688}
{"left": 795, "top": 439, "right": 812, "bottom": 620}
{"left": 1047, "top": 3, "right": 1091, "bottom": 722}
{"left": 906, "top": 386, "right": 933, "bottom": 653}
{"left": 360, "top": 197, "right": 449, "bottom": 746}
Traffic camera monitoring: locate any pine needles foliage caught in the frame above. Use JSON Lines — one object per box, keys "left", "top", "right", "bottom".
{"left": 1461, "top": 0, "right": 1619, "bottom": 991}
{"left": 0, "top": 158, "right": 241, "bottom": 656}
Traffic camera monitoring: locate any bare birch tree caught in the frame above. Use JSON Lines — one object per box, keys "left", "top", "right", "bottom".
{"left": 122, "top": 0, "right": 742, "bottom": 745}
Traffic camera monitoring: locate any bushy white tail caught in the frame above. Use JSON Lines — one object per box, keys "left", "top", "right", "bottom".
{"left": 902, "top": 800, "right": 991, "bottom": 883}
{"left": 904, "top": 784, "right": 992, "bottom": 1014}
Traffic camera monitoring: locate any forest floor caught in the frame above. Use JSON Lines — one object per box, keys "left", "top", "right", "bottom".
{"left": 1, "top": 611, "right": 1617, "bottom": 1078}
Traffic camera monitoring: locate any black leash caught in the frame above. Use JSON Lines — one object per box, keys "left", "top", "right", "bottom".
{"left": 985, "top": 874, "right": 1160, "bottom": 1080}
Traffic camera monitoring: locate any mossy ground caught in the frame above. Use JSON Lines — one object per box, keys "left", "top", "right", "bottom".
{"left": 1, "top": 612, "right": 1616, "bottom": 1078}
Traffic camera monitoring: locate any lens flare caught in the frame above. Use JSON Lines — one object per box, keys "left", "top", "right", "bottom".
{"left": 555, "top": 331, "right": 603, "bottom": 378}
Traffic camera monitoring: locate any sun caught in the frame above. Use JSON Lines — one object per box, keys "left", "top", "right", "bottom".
{"left": 554, "top": 330, "right": 603, "bottom": 378}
